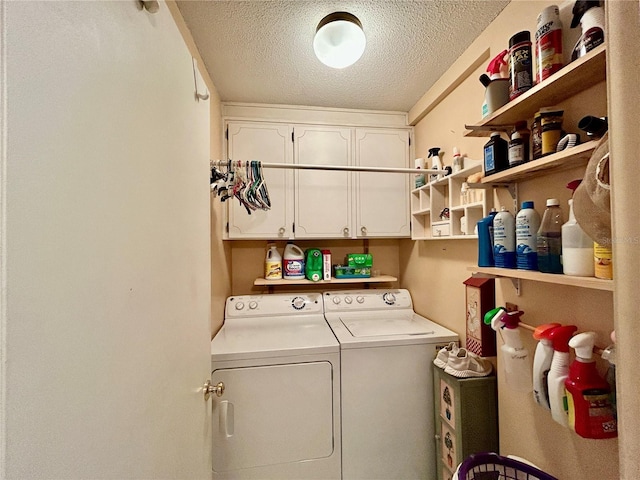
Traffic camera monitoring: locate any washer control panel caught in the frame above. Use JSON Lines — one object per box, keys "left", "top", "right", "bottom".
{"left": 323, "top": 289, "right": 413, "bottom": 312}
{"left": 226, "top": 292, "right": 323, "bottom": 318}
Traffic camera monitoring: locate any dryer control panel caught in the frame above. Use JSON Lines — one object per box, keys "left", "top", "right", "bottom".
{"left": 323, "top": 289, "right": 413, "bottom": 312}
{"left": 226, "top": 292, "right": 324, "bottom": 318}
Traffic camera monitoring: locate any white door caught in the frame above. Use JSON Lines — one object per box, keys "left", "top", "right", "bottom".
{"left": 2, "top": 1, "right": 212, "bottom": 478}
{"left": 226, "top": 122, "right": 294, "bottom": 239}
{"left": 355, "top": 128, "right": 411, "bottom": 237}
{"left": 294, "top": 126, "right": 353, "bottom": 238}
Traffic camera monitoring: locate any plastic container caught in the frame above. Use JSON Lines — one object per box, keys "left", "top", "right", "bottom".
{"left": 305, "top": 248, "right": 323, "bottom": 282}
{"left": 264, "top": 244, "right": 283, "bottom": 280}
{"left": 483, "top": 132, "right": 508, "bottom": 176}
{"left": 515, "top": 201, "right": 541, "bottom": 270}
{"left": 283, "top": 242, "right": 305, "bottom": 280}
{"left": 566, "top": 332, "right": 617, "bottom": 438}
{"left": 562, "top": 199, "right": 595, "bottom": 276}
{"left": 535, "top": 5, "right": 563, "bottom": 83}
{"left": 540, "top": 107, "right": 564, "bottom": 156}
{"left": 537, "top": 199, "right": 563, "bottom": 273}
{"left": 428, "top": 147, "right": 442, "bottom": 181}
{"left": 489, "top": 309, "right": 532, "bottom": 392}
{"left": 531, "top": 111, "right": 543, "bottom": 160}
{"left": 493, "top": 206, "right": 516, "bottom": 269}
{"left": 532, "top": 323, "right": 561, "bottom": 410}
{"left": 477, "top": 209, "right": 498, "bottom": 267}
{"left": 414, "top": 158, "right": 425, "bottom": 188}
{"left": 547, "top": 325, "right": 578, "bottom": 427}
{"left": 571, "top": 2, "right": 605, "bottom": 61}
{"left": 594, "top": 242, "right": 613, "bottom": 279}
{"left": 508, "top": 31, "right": 533, "bottom": 100}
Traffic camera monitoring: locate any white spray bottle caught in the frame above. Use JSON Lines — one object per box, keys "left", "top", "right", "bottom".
{"left": 532, "top": 323, "right": 561, "bottom": 409}
{"left": 489, "top": 308, "right": 532, "bottom": 392}
{"left": 547, "top": 325, "right": 578, "bottom": 427}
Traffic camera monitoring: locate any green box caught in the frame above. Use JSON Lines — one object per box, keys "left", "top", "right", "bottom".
{"left": 346, "top": 253, "right": 373, "bottom": 268}
{"left": 334, "top": 265, "right": 371, "bottom": 279}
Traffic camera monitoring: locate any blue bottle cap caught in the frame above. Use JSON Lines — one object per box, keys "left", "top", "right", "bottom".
{"left": 522, "top": 201, "right": 534, "bottom": 209}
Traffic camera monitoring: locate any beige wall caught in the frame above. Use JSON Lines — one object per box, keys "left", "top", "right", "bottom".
{"left": 168, "top": 1, "right": 230, "bottom": 335}
{"left": 404, "top": 1, "right": 619, "bottom": 478}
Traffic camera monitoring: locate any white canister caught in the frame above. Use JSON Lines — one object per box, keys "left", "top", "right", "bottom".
{"left": 460, "top": 216, "right": 467, "bottom": 235}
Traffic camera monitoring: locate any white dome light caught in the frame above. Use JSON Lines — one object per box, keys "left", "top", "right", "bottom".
{"left": 313, "top": 12, "right": 366, "bottom": 69}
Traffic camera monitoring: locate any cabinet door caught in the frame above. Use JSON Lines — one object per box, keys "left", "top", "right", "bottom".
{"left": 293, "top": 126, "right": 353, "bottom": 238}
{"left": 226, "top": 122, "right": 293, "bottom": 239}
{"left": 355, "top": 128, "right": 411, "bottom": 237}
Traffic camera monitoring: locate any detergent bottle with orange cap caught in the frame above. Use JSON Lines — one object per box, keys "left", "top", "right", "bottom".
{"left": 532, "top": 323, "right": 561, "bottom": 409}
{"left": 547, "top": 325, "right": 578, "bottom": 427}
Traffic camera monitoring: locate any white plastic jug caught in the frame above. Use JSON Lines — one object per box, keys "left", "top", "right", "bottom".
{"left": 283, "top": 243, "right": 305, "bottom": 280}
{"left": 264, "top": 244, "right": 282, "bottom": 280}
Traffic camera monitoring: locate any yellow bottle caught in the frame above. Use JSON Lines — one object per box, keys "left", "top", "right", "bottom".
{"left": 264, "top": 244, "right": 282, "bottom": 280}
{"left": 594, "top": 242, "right": 613, "bottom": 279}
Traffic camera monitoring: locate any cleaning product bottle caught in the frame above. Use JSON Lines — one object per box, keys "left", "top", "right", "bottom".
{"left": 566, "top": 332, "right": 617, "bottom": 438}
{"left": 532, "top": 323, "right": 561, "bottom": 409}
{"left": 480, "top": 50, "right": 510, "bottom": 118}
{"left": 547, "top": 325, "right": 578, "bottom": 427}
{"left": 601, "top": 340, "right": 617, "bottom": 422}
{"left": 493, "top": 206, "right": 516, "bottom": 269}
{"left": 537, "top": 198, "right": 563, "bottom": 273}
{"left": 570, "top": 0, "right": 605, "bottom": 61}
{"left": 477, "top": 208, "right": 498, "bottom": 267}
{"left": 428, "top": 147, "right": 442, "bottom": 181}
{"left": 305, "top": 248, "right": 323, "bottom": 282}
{"left": 483, "top": 132, "right": 509, "bottom": 176}
{"left": 490, "top": 308, "right": 532, "bottom": 392}
{"left": 264, "top": 244, "right": 283, "bottom": 280}
{"left": 535, "top": 5, "right": 563, "bottom": 83}
{"left": 515, "top": 201, "right": 541, "bottom": 270}
{"left": 283, "top": 242, "right": 305, "bottom": 280}
{"left": 452, "top": 147, "right": 464, "bottom": 173}
{"left": 562, "top": 198, "right": 595, "bottom": 276}
{"left": 414, "top": 157, "right": 426, "bottom": 188}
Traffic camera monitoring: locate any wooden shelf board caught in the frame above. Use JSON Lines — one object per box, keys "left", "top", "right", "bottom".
{"left": 422, "top": 235, "right": 478, "bottom": 241}
{"left": 464, "top": 44, "right": 606, "bottom": 137}
{"left": 480, "top": 141, "right": 598, "bottom": 184}
{"left": 254, "top": 275, "right": 398, "bottom": 286}
{"left": 411, "top": 208, "right": 431, "bottom": 216}
{"left": 467, "top": 266, "right": 614, "bottom": 291}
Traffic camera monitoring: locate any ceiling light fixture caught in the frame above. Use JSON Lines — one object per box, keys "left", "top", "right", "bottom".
{"left": 313, "top": 12, "right": 366, "bottom": 69}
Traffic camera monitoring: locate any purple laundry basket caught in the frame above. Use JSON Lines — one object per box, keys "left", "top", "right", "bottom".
{"left": 455, "top": 452, "right": 558, "bottom": 480}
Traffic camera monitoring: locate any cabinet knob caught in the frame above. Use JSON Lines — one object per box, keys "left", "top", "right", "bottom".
{"left": 278, "top": 227, "right": 285, "bottom": 236}
{"left": 343, "top": 227, "right": 350, "bottom": 236}
{"left": 360, "top": 226, "right": 367, "bottom": 235}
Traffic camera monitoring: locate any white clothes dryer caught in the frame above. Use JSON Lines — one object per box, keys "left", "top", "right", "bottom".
{"left": 211, "top": 293, "right": 341, "bottom": 480}
{"left": 323, "top": 289, "right": 458, "bottom": 480}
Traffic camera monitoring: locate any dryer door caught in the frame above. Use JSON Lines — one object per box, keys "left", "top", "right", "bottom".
{"left": 211, "top": 361, "right": 335, "bottom": 473}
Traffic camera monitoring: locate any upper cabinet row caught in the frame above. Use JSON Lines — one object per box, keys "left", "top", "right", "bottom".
{"left": 225, "top": 121, "right": 412, "bottom": 240}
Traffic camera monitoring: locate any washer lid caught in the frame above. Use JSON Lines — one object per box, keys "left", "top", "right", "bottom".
{"left": 211, "top": 315, "right": 339, "bottom": 362}
{"left": 340, "top": 312, "right": 434, "bottom": 337}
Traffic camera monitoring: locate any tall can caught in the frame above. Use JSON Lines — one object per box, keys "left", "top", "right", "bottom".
{"left": 535, "top": 5, "right": 563, "bottom": 83}
{"left": 508, "top": 31, "right": 533, "bottom": 100}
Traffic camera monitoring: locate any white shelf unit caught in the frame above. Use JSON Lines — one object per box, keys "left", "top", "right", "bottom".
{"left": 411, "top": 161, "right": 489, "bottom": 240}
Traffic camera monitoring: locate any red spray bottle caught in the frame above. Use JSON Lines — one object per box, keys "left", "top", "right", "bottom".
{"left": 565, "top": 332, "right": 617, "bottom": 438}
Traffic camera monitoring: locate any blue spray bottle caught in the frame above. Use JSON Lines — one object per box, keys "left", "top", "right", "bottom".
{"left": 477, "top": 208, "right": 498, "bottom": 267}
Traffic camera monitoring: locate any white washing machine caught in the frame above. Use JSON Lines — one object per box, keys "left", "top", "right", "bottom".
{"left": 210, "top": 293, "right": 341, "bottom": 480}
{"left": 323, "top": 289, "right": 458, "bottom": 480}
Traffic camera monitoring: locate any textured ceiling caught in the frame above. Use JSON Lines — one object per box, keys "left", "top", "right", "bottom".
{"left": 176, "top": 1, "right": 509, "bottom": 112}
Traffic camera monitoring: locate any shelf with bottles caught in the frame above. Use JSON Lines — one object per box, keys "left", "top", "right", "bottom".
{"left": 464, "top": 44, "right": 606, "bottom": 137}
{"left": 411, "top": 161, "right": 489, "bottom": 240}
{"left": 479, "top": 139, "right": 598, "bottom": 185}
{"left": 254, "top": 274, "right": 398, "bottom": 287}
{"left": 466, "top": 266, "right": 613, "bottom": 291}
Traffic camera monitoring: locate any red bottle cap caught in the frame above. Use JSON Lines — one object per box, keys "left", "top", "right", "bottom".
{"left": 533, "top": 323, "right": 562, "bottom": 340}
{"left": 549, "top": 325, "right": 578, "bottom": 352}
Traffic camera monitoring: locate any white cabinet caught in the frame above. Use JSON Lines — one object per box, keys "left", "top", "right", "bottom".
{"left": 355, "top": 128, "right": 411, "bottom": 237}
{"left": 226, "top": 122, "right": 294, "bottom": 239}
{"left": 293, "top": 126, "right": 353, "bottom": 238}
{"left": 223, "top": 106, "right": 412, "bottom": 240}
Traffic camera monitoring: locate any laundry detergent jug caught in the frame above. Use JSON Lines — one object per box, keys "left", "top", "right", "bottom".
{"left": 305, "top": 249, "right": 323, "bottom": 282}
{"left": 283, "top": 243, "right": 305, "bottom": 280}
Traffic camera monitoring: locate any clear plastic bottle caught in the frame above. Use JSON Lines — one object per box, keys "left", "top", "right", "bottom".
{"left": 561, "top": 199, "right": 595, "bottom": 276}
{"left": 537, "top": 198, "right": 563, "bottom": 273}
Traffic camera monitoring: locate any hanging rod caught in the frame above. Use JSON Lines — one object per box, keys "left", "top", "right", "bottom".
{"left": 211, "top": 160, "right": 446, "bottom": 175}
